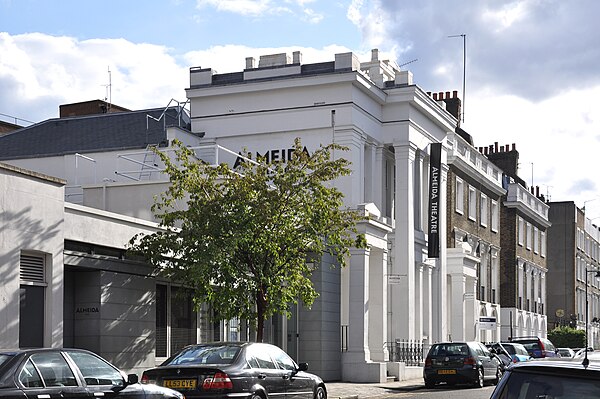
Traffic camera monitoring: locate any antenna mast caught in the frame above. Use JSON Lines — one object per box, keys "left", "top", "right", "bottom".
{"left": 103, "top": 67, "right": 112, "bottom": 111}
{"left": 448, "top": 34, "right": 466, "bottom": 123}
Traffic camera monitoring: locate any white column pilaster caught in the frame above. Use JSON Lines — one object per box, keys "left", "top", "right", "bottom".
{"left": 374, "top": 146, "right": 385, "bottom": 216}
{"left": 369, "top": 249, "right": 388, "bottom": 362}
{"left": 334, "top": 129, "right": 365, "bottom": 207}
{"left": 391, "top": 142, "right": 416, "bottom": 340}
{"left": 451, "top": 274, "right": 466, "bottom": 341}
{"left": 345, "top": 248, "right": 371, "bottom": 362}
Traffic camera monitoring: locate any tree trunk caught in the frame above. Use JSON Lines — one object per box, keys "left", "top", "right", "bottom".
{"left": 256, "top": 289, "right": 266, "bottom": 342}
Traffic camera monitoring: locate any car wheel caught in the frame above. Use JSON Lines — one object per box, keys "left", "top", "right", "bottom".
{"left": 493, "top": 366, "right": 503, "bottom": 385}
{"left": 314, "top": 386, "right": 326, "bottom": 399}
{"left": 473, "top": 368, "right": 484, "bottom": 388}
{"left": 250, "top": 393, "right": 264, "bottom": 399}
{"left": 424, "top": 379, "right": 435, "bottom": 389}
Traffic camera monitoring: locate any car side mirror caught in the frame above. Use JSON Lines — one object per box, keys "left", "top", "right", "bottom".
{"left": 126, "top": 373, "right": 139, "bottom": 386}
{"left": 298, "top": 362, "right": 309, "bottom": 372}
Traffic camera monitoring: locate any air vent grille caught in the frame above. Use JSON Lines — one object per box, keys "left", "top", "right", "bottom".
{"left": 20, "top": 254, "right": 45, "bottom": 283}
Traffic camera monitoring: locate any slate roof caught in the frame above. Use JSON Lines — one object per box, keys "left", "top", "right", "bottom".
{"left": 0, "top": 107, "right": 189, "bottom": 161}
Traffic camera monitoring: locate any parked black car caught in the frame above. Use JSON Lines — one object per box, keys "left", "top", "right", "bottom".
{"left": 509, "top": 336, "right": 559, "bottom": 358}
{"left": 423, "top": 341, "right": 502, "bottom": 388}
{"left": 490, "top": 358, "right": 600, "bottom": 398}
{"left": 0, "top": 348, "right": 183, "bottom": 399}
{"left": 141, "top": 342, "right": 326, "bottom": 399}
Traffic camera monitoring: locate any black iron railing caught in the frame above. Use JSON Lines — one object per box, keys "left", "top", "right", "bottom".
{"left": 386, "top": 339, "right": 424, "bottom": 366}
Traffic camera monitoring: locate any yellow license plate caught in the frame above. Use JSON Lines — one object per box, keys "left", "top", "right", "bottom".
{"left": 164, "top": 379, "right": 197, "bottom": 389}
{"left": 438, "top": 369, "right": 457, "bottom": 375}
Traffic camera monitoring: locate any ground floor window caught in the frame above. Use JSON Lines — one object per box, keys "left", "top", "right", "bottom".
{"left": 156, "top": 284, "right": 216, "bottom": 359}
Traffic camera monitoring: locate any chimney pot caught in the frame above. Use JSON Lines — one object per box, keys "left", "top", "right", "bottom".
{"left": 445, "top": 91, "right": 451, "bottom": 99}
{"left": 494, "top": 142, "right": 499, "bottom": 152}
{"left": 371, "top": 48, "right": 379, "bottom": 61}
{"left": 453, "top": 90, "right": 458, "bottom": 98}
{"left": 512, "top": 143, "right": 516, "bottom": 151}
{"left": 427, "top": 91, "right": 432, "bottom": 96}
{"left": 536, "top": 186, "right": 540, "bottom": 197}
{"left": 438, "top": 91, "right": 444, "bottom": 100}
{"left": 292, "top": 51, "right": 302, "bottom": 64}
{"left": 433, "top": 93, "right": 438, "bottom": 100}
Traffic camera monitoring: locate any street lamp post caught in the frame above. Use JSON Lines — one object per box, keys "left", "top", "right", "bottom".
{"left": 584, "top": 267, "right": 600, "bottom": 367}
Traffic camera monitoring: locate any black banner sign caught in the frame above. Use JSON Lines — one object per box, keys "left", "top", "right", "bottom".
{"left": 428, "top": 142, "right": 442, "bottom": 258}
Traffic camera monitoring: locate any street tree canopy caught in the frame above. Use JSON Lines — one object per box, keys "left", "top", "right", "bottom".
{"left": 129, "top": 138, "right": 366, "bottom": 341}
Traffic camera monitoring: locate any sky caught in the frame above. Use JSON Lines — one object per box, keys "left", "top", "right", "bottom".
{"left": 1, "top": 0, "right": 600, "bottom": 218}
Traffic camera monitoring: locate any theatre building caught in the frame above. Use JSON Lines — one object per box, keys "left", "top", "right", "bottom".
{"left": 0, "top": 50, "right": 465, "bottom": 381}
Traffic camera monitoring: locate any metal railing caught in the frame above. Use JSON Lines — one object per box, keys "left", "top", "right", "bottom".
{"left": 386, "top": 339, "right": 424, "bottom": 366}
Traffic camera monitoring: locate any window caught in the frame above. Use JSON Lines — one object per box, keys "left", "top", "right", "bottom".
{"left": 29, "top": 352, "right": 77, "bottom": 387}
{"left": 491, "top": 200, "right": 499, "bottom": 232}
{"left": 18, "top": 359, "right": 43, "bottom": 388}
{"left": 526, "top": 222, "right": 532, "bottom": 250}
{"left": 468, "top": 186, "right": 477, "bottom": 221}
{"left": 518, "top": 217, "right": 524, "bottom": 246}
{"left": 534, "top": 227, "right": 539, "bottom": 254}
{"left": 248, "top": 346, "right": 276, "bottom": 369}
{"left": 455, "top": 178, "right": 464, "bottom": 214}
{"left": 155, "top": 284, "right": 199, "bottom": 359}
{"left": 480, "top": 193, "right": 488, "bottom": 227}
{"left": 541, "top": 231, "right": 546, "bottom": 257}
{"left": 269, "top": 346, "right": 297, "bottom": 371}
{"left": 66, "top": 351, "right": 123, "bottom": 386}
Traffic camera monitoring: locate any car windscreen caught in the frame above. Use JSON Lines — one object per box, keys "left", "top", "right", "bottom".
{"left": 165, "top": 345, "right": 241, "bottom": 366}
{"left": 500, "top": 369, "right": 600, "bottom": 398}
{"left": 429, "top": 343, "right": 469, "bottom": 356}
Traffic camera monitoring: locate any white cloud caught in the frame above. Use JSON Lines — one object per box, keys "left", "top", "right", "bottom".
{"left": 346, "top": 0, "right": 396, "bottom": 55}
{"left": 302, "top": 8, "right": 323, "bottom": 24}
{"left": 0, "top": 33, "right": 187, "bottom": 122}
{"left": 195, "top": 0, "right": 290, "bottom": 16}
{"left": 482, "top": 1, "right": 530, "bottom": 32}
{"left": 464, "top": 83, "right": 600, "bottom": 209}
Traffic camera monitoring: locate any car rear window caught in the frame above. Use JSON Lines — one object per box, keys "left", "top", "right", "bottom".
{"left": 499, "top": 369, "right": 600, "bottom": 397}
{"left": 513, "top": 339, "right": 539, "bottom": 350}
{"left": 430, "top": 343, "right": 469, "bottom": 356}
{"left": 166, "top": 345, "right": 241, "bottom": 366}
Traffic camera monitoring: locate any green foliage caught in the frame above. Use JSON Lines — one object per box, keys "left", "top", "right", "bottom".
{"left": 548, "top": 326, "right": 585, "bottom": 348}
{"left": 129, "top": 138, "right": 366, "bottom": 340}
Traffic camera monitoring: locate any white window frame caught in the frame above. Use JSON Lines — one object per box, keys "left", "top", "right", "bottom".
{"left": 534, "top": 226, "right": 539, "bottom": 254}
{"left": 468, "top": 185, "right": 477, "bottom": 221}
{"left": 455, "top": 177, "right": 464, "bottom": 215}
{"left": 491, "top": 200, "right": 499, "bottom": 232}
{"left": 541, "top": 231, "right": 546, "bottom": 257}
{"left": 526, "top": 222, "right": 532, "bottom": 250}
{"left": 518, "top": 217, "right": 524, "bottom": 246}
{"left": 480, "top": 193, "right": 488, "bottom": 227}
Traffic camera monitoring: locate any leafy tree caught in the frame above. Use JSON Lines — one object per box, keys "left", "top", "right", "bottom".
{"left": 548, "top": 326, "right": 585, "bottom": 348}
{"left": 129, "top": 138, "right": 366, "bottom": 342}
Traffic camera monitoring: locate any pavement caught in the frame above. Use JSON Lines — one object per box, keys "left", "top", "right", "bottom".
{"left": 326, "top": 378, "right": 425, "bottom": 399}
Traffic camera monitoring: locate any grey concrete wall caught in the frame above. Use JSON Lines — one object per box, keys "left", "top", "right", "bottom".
{"left": 299, "top": 253, "right": 341, "bottom": 381}
{"left": 0, "top": 164, "right": 65, "bottom": 349}
{"left": 99, "top": 270, "right": 155, "bottom": 377}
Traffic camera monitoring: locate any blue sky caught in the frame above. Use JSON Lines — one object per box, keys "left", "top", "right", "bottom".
{"left": 2, "top": 0, "right": 600, "bottom": 215}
